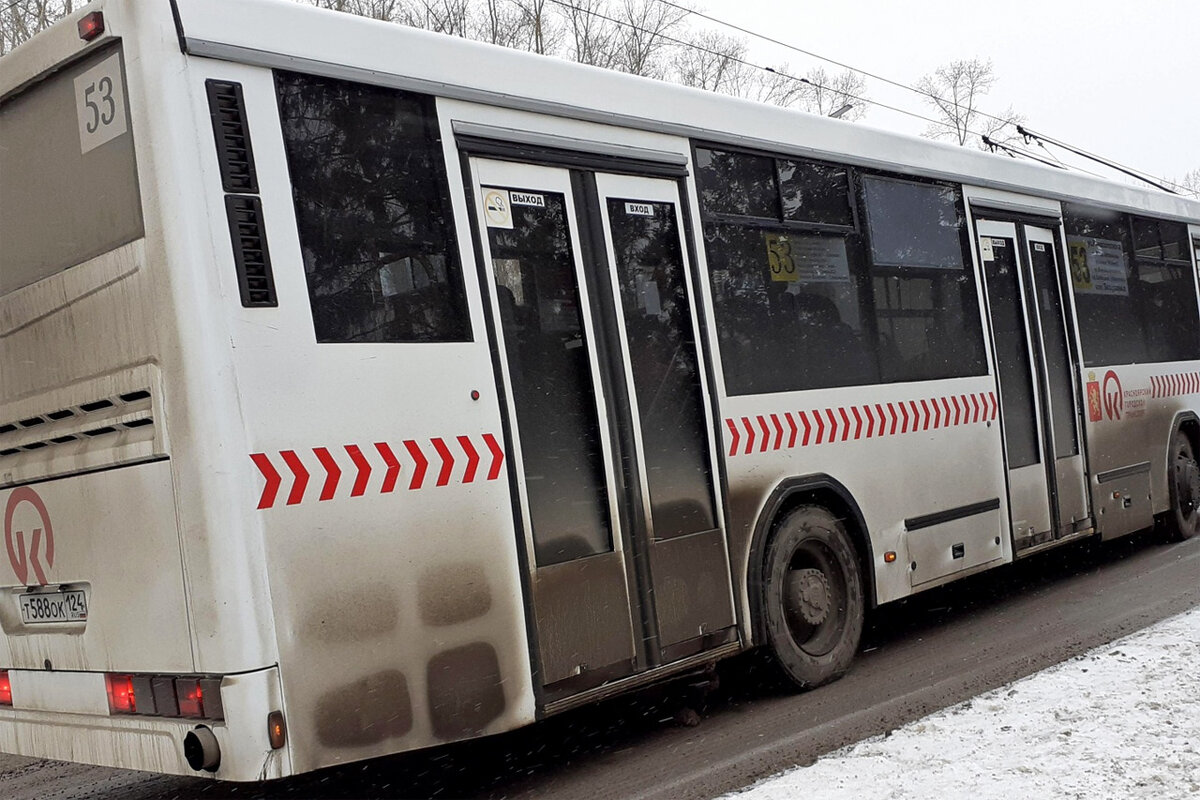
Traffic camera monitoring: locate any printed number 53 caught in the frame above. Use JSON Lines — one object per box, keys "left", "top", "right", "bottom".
{"left": 84, "top": 76, "right": 116, "bottom": 134}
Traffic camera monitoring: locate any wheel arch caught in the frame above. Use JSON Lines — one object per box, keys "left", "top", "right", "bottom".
{"left": 747, "top": 475, "right": 877, "bottom": 645}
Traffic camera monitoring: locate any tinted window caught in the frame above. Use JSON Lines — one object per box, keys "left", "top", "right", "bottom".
{"left": 695, "top": 148, "right": 778, "bottom": 217}
{"left": 1, "top": 44, "right": 143, "bottom": 294}
{"left": 706, "top": 223, "right": 876, "bottom": 394}
{"left": 275, "top": 71, "right": 470, "bottom": 343}
{"left": 982, "top": 237, "right": 1039, "bottom": 468}
{"left": 778, "top": 159, "right": 854, "bottom": 227}
{"left": 1065, "top": 204, "right": 1200, "bottom": 365}
{"left": 864, "top": 178, "right": 985, "bottom": 381}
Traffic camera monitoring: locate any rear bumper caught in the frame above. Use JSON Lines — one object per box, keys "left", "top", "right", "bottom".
{"left": 0, "top": 666, "right": 291, "bottom": 781}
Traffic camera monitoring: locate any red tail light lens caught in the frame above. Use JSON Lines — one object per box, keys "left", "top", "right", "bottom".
{"left": 105, "top": 674, "right": 136, "bottom": 714}
{"left": 77, "top": 11, "right": 105, "bottom": 41}
{"left": 0, "top": 671, "right": 11, "bottom": 706}
{"left": 175, "top": 678, "right": 203, "bottom": 718}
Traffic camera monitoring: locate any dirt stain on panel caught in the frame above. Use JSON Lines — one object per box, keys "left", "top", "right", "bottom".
{"left": 300, "top": 581, "right": 400, "bottom": 643}
{"left": 426, "top": 642, "right": 505, "bottom": 740}
{"left": 314, "top": 669, "right": 413, "bottom": 747}
{"left": 417, "top": 563, "right": 492, "bottom": 626}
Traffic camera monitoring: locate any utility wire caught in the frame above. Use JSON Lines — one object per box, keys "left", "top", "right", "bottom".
{"left": 542, "top": 0, "right": 1003, "bottom": 146}
{"left": 1018, "top": 125, "right": 1177, "bottom": 193}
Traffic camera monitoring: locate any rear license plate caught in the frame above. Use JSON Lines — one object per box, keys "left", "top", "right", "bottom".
{"left": 19, "top": 590, "right": 88, "bottom": 624}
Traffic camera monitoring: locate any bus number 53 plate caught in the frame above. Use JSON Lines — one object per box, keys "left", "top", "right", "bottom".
{"left": 19, "top": 590, "right": 88, "bottom": 624}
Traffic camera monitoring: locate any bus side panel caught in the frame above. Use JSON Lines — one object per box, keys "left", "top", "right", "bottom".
{"left": 192, "top": 63, "right": 537, "bottom": 772}
{"left": 1078, "top": 361, "right": 1200, "bottom": 537}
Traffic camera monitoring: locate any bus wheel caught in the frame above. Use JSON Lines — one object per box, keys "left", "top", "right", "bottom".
{"left": 761, "top": 505, "right": 864, "bottom": 688}
{"left": 1167, "top": 430, "right": 1200, "bottom": 541}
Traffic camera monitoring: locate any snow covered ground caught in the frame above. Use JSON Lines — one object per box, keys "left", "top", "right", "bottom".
{"left": 726, "top": 604, "right": 1200, "bottom": 799}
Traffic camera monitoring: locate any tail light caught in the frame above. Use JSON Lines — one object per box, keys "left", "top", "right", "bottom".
{"left": 105, "top": 673, "right": 224, "bottom": 721}
{"left": 0, "top": 671, "right": 11, "bottom": 706}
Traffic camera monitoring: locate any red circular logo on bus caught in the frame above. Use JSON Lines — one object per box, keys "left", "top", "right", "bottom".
{"left": 1102, "top": 370, "right": 1123, "bottom": 421}
{"left": 4, "top": 487, "right": 55, "bottom": 586}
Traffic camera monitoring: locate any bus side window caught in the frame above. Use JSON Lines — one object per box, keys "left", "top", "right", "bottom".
{"left": 860, "top": 176, "right": 987, "bottom": 383}
{"left": 274, "top": 71, "right": 471, "bottom": 344}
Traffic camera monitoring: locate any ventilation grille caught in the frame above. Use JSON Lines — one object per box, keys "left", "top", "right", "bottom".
{"left": 225, "top": 196, "right": 278, "bottom": 307}
{"left": 0, "top": 390, "right": 154, "bottom": 458}
{"left": 206, "top": 80, "right": 259, "bottom": 194}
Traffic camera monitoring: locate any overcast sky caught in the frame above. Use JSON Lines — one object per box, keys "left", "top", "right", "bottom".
{"left": 698, "top": 0, "right": 1197, "bottom": 190}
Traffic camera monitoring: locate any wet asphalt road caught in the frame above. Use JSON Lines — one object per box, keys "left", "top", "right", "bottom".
{"left": 2, "top": 531, "right": 1198, "bottom": 800}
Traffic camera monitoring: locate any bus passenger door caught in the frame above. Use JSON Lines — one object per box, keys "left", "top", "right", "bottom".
{"left": 976, "top": 218, "right": 1090, "bottom": 551}
{"left": 469, "top": 158, "right": 734, "bottom": 697}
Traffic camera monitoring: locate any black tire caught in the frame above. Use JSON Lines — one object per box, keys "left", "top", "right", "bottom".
{"left": 1166, "top": 430, "right": 1200, "bottom": 541}
{"left": 761, "top": 505, "right": 864, "bottom": 689}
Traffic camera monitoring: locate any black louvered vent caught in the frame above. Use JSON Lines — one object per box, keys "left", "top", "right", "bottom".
{"left": 225, "top": 196, "right": 278, "bottom": 307}
{"left": 206, "top": 80, "right": 259, "bottom": 194}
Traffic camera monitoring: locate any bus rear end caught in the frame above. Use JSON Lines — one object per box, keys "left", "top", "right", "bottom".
{"left": 0, "top": 4, "right": 285, "bottom": 780}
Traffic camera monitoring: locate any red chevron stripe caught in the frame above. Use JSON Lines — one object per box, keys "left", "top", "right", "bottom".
{"left": 800, "top": 411, "right": 813, "bottom": 446}
{"left": 839, "top": 407, "right": 852, "bottom": 441}
{"left": 899, "top": 402, "right": 910, "bottom": 434}
{"left": 280, "top": 450, "right": 309, "bottom": 506}
{"left": 345, "top": 444, "right": 371, "bottom": 497}
{"left": 971, "top": 394, "right": 981, "bottom": 424}
{"left": 814, "top": 410, "right": 826, "bottom": 444}
{"left": 375, "top": 442, "right": 401, "bottom": 493}
{"left": 951, "top": 395, "right": 961, "bottom": 426}
{"left": 726, "top": 418, "right": 740, "bottom": 456}
{"left": 742, "top": 417, "right": 756, "bottom": 455}
{"left": 758, "top": 415, "right": 771, "bottom": 453}
{"left": 785, "top": 412, "right": 798, "bottom": 448}
{"left": 875, "top": 404, "right": 886, "bottom": 437}
{"left": 921, "top": 399, "right": 932, "bottom": 430}
{"left": 941, "top": 396, "right": 952, "bottom": 428}
{"left": 826, "top": 408, "right": 839, "bottom": 442}
{"left": 989, "top": 391, "right": 998, "bottom": 420}
{"left": 910, "top": 400, "right": 921, "bottom": 432}
{"left": 483, "top": 433, "right": 504, "bottom": 480}
{"left": 314, "top": 447, "right": 341, "bottom": 501}
{"left": 770, "top": 414, "right": 784, "bottom": 450}
{"left": 250, "top": 453, "right": 281, "bottom": 510}
{"left": 864, "top": 405, "right": 875, "bottom": 439}
{"left": 458, "top": 436, "right": 480, "bottom": 483}
{"left": 404, "top": 440, "right": 428, "bottom": 490}
{"left": 432, "top": 438, "right": 455, "bottom": 487}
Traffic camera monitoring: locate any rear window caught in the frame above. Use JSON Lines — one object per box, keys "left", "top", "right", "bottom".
{"left": 0, "top": 44, "right": 144, "bottom": 294}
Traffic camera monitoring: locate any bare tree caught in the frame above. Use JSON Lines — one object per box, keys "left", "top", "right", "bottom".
{"left": 794, "top": 66, "right": 867, "bottom": 121}
{"left": 1, "top": 1, "right": 75, "bottom": 56}
{"left": 511, "top": 0, "right": 560, "bottom": 54}
{"left": 403, "top": 0, "right": 472, "bottom": 37}
{"left": 1174, "top": 168, "right": 1200, "bottom": 199}
{"left": 671, "top": 29, "right": 748, "bottom": 94}
{"left": 561, "top": 0, "right": 621, "bottom": 69}
{"left": 609, "top": 0, "right": 688, "bottom": 78}
{"left": 916, "top": 57, "right": 1024, "bottom": 149}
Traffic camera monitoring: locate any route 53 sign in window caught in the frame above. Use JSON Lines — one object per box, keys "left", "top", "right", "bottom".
{"left": 74, "top": 52, "right": 128, "bottom": 155}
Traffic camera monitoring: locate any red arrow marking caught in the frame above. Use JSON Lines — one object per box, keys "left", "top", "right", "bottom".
{"left": 863, "top": 405, "right": 875, "bottom": 439}
{"left": 910, "top": 400, "right": 922, "bottom": 431}
{"left": 839, "top": 407, "right": 852, "bottom": 442}
{"left": 784, "top": 413, "right": 798, "bottom": 448}
{"left": 250, "top": 453, "right": 281, "bottom": 509}
{"left": 813, "top": 410, "right": 825, "bottom": 445}
{"left": 458, "top": 436, "right": 480, "bottom": 483}
{"left": 345, "top": 444, "right": 371, "bottom": 497}
{"left": 899, "top": 402, "right": 910, "bottom": 434}
{"left": 921, "top": 399, "right": 933, "bottom": 430}
{"left": 280, "top": 450, "right": 309, "bottom": 506}
{"left": 404, "top": 440, "right": 428, "bottom": 490}
{"left": 432, "top": 438, "right": 455, "bottom": 487}
{"left": 951, "top": 395, "right": 961, "bottom": 426}
{"left": 824, "top": 408, "right": 837, "bottom": 443}
{"left": 742, "top": 417, "right": 755, "bottom": 455}
{"left": 770, "top": 414, "right": 784, "bottom": 450}
{"left": 851, "top": 406, "right": 863, "bottom": 440}
{"left": 483, "top": 433, "right": 505, "bottom": 480}
{"left": 988, "top": 392, "right": 998, "bottom": 420}
{"left": 800, "top": 411, "right": 812, "bottom": 446}
{"left": 932, "top": 398, "right": 942, "bottom": 428}
{"left": 726, "top": 418, "right": 740, "bottom": 456}
{"left": 757, "top": 416, "right": 770, "bottom": 453}
{"left": 1150, "top": 377, "right": 1157, "bottom": 398}
{"left": 375, "top": 442, "right": 401, "bottom": 493}
{"left": 888, "top": 403, "right": 899, "bottom": 435}
{"left": 971, "top": 394, "right": 981, "bottom": 423}
{"left": 313, "top": 447, "right": 341, "bottom": 501}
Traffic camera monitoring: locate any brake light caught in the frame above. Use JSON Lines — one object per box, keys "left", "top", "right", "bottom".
{"left": 106, "top": 674, "right": 136, "bottom": 714}
{"left": 176, "top": 678, "right": 203, "bottom": 718}
{"left": 77, "top": 11, "right": 105, "bottom": 41}
{"left": 0, "top": 671, "right": 11, "bottom": 706}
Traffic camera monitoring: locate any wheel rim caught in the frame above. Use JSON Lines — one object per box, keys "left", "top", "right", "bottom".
{"left": 780, "top": 536, "right": 848, "bottom": 658}
{"left": 1174, "top": 438, "right": 1200, "bottom": 529}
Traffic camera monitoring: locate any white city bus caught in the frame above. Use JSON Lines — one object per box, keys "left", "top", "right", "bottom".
{"left": 1, "top": 0, "right": 1198, "bottom": 781}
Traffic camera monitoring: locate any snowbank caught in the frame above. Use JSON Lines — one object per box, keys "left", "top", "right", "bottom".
{"left": 727, "top": 604, "right": 1200, "bottom": 799}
